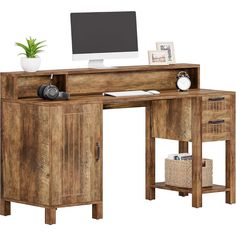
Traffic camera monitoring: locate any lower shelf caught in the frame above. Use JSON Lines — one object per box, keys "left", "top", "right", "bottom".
{"left": 152, "top": 182, "right": 230, "bottom": 194}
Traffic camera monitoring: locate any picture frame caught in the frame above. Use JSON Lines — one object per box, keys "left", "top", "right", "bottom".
{"left": 156, "top": 42, "right": 175, "bottom": 64}
{"left": 148, "top": 50, "right": 169, "bottom": 65}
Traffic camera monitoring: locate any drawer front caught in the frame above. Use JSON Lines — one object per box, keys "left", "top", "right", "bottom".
{"left": 202, "top": 95, "right": 230, "bottom": 112}
{"left": 202, "top": 117, "right": 231, "bottom": 141}
{"left": 202, "top": 95, "right": 231, "bottom": 141}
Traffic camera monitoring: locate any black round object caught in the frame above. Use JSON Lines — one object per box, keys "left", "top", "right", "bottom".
{"left": 37, "top": 85, "right": 47, "bottom": 98}
{"left": 43, "top": 85, "right": 59, "bottom": 100}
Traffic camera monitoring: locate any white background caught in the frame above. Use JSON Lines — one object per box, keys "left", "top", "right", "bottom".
{"left": 0, "top": 0, "right": 236, "bottom": 235}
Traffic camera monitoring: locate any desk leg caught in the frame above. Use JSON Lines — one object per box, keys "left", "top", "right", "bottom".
{"left": 0, "top": 199, "right": 11, "bottom": 216}
{"left": 191, "top": 98, "right": 202, "bottom": 208}
{"left": 92, "top": 203, "right": 103, "bottom": 219}
{"left": 145, "top": 104, "right": 156, "bottom": 200}
{"left": 225, "top": 94, "right": 235, "bottom": 204}
{"left": 45, "top": 208, "right": 56, "bottom": 225}
{"left": 226, "top": 140, "right": 235, "bottom": 203}
{"left": 179, "top": 141, "right": 189, "bottom": 197}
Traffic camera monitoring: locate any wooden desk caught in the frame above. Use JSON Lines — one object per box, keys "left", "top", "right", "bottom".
{"left": 0, "top": 64, "right": 235, "bottom": 224}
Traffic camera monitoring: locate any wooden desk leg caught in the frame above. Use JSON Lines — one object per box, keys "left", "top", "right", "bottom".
{"left": 0, "top": 199, "right": 11, "bottom": 216}
{"left": 226, "top": 140, "right": 235, "bottom": 203}
{"left": 92, "top": 203, "right": 103, "bottom": 219}
{"left": 45, "top": 208, "right": 56, "bottom": 225}
{"left": 179, "top": 141, "right": 189, "bottom": 197}
{"left": 145, "top": 104, "right": 156, "bottom": 200}
{"left": 191, "top": 97, "right": 202, "bottom": 208}
{"left": 226, "top": 95, "right": 235, "bottom": 204}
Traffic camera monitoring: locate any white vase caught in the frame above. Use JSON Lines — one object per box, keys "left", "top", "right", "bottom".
{"left": 20, "top": 57, "right": 41, "bottom": 72}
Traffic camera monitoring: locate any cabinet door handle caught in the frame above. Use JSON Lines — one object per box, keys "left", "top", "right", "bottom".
{"left": 96, "top": 142, "right": 100, "bottom": 161}
{"left": 208, "top": 119, "right": 225, "bottom": 125}
{"left": 208, "top": 97, "right": 225, "bottom": 101}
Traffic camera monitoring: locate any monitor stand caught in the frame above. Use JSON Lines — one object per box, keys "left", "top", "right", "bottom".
{"left": 88, "top": 59, "right": 105, "bottom": 69}
{"left": 88, "top": 59, "right": 117, "bottom": 69}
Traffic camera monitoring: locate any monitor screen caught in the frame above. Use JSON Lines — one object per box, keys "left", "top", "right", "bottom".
{"left": 70, "top": 11, "right": 138, "bottom": 55}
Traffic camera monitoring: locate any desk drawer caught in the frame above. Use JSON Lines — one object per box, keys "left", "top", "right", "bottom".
{"left": 202, "top": 95, "right": 230, "bottom": 112}
{"left": 151, "top": 94, "right": 234, "bottom": 142}
{"left": 202, "top": 118, "right": 231, "bottom": 141}
{"left": 202, "top": 94, "right": 231, "bottom": 141}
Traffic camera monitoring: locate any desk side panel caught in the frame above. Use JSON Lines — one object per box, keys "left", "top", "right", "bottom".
{"left": 2, "top": 102, "right": 50, "bottom": 205}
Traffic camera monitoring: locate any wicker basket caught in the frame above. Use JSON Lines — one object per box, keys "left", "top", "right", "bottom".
{"left": 165, "top": 159, "right": 213, "bottom": 188}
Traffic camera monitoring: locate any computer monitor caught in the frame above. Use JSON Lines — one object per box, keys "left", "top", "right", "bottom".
{"left": 70, "top": 11, "right": 138, "bottom": 68}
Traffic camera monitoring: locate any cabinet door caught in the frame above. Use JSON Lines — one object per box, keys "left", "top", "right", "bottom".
{"left": 50, "top": 103, "right": 103, "bottom": 206}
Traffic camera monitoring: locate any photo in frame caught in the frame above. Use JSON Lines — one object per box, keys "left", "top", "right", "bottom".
{"left": 148, "top": 50, "right": 169, "bottom": 65}
{"left": 156, "top": 42, "right": 175, "bottom": 64}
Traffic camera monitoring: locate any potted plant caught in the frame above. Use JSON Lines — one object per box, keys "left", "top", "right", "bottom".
{"left": 16, "top": 37, "right": 46, "bottom": 72}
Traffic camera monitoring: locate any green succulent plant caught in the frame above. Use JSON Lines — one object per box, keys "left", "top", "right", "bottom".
{"left": 16, "top": 37, "right": 46, "bottom": 58}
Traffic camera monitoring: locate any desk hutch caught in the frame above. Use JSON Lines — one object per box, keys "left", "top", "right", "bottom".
{"left": 0, "top": 64, "right": 235, "bottom": 224}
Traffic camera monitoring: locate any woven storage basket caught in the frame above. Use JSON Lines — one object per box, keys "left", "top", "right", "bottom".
{"left": 165, "top": 159, "right": 213, "bottom": 188}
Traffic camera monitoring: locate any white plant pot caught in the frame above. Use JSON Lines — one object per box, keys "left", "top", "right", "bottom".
{"left": 20, "top": 57, "right": 41, "bottom": 72}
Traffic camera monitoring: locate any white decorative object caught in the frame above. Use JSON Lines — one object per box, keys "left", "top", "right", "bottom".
{"left": 20, "top": 57, "right": 41, "bottom": 72}
{"left": 156, "top": 42, "right": 175, "bottom": 64}
{"left": 176, "top": 71, "right": 191, "bottom": 91}
{"left": 148, "top": 50, "right": 169, "bottom": 65}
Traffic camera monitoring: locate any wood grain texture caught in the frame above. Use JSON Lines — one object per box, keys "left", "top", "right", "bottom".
{"left": 92, "top": 203, "right": 103, "bottom": 219}
{"left": 3, "top": 197, "right": 101, "bottom": 208}
{"left": 0, "top": 199, "right": 11, "bottom": 216}
{"left": 152, "top": 98, "right": 192, "bottom": 141}
{"left": 178, "top": 141, "right": 189, "bottom": 197}
{"left": 146, "top": 103, "right": 156, "bottom": 200}
{"left": 3, "top": 89, "right": 234, "bottom": 107}
{"left": 0, "top": 74, "right": 10, "bottom": 216}
{"left": 1, "top": 74, "right": 67, "bottom": 99}
{"left": 2, "top": 101, "right": 103, "bottom": 208}
{"left": 2, "top": 102, "right": 21, "bottom": 200}
{"left": 154, "top": 182, "right": 229, "bottom": 194}
{"left": 2, "top": 102, "right": 50, "bottom": 205}
{"left": 191, "top": 97, "right": 202, "bottom": 208}
{"left": 45, "top": 208, "right": 56, "bottom": 225}
{"left": 51, "top": 103, "right": 103, "bottom": 206}
{"left": 225, "top": 94, "right": 235, "bottom": 203}
{"left": 50, "top": 106, "right": 63, "bottom": 206}
{"left": 0, "top": 73, "right": 3, "bottom": 205}
{"left": 202, "top": 94, "right": 231, "bottom": 141}
{"left": 194, "top": 66, "right": 200, "bottom": 89}
{"left": 1, "top": 65, "right": 235, "bottom": 222}
{"left": 1, "top": 74, "right": 18, "bottom": 99}
{"left": 17, "top": 74, "right": 67, "bottom": 98}
{"left": 1, "top": 64, "right": 200, "bottom": 76}
{"left": 179, "top": 141, "right": 189, "bottom": 153}
{"left": 67, "top": 69, "right": 197, "bottom": 95}
{"left": 1, "top": 65, "right": 200, "bottom": 99}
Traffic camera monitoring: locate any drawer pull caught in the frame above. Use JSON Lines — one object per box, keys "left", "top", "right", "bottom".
{"left": 208, "top": 97, "right": 225, "bottom": 102}
{"left": 208, "top": 119, "right": 225, "bottom": 125}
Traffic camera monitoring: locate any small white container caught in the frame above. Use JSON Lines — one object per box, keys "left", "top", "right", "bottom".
{"left": 20, "top": 57, "right": 41, "bottom": 72}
